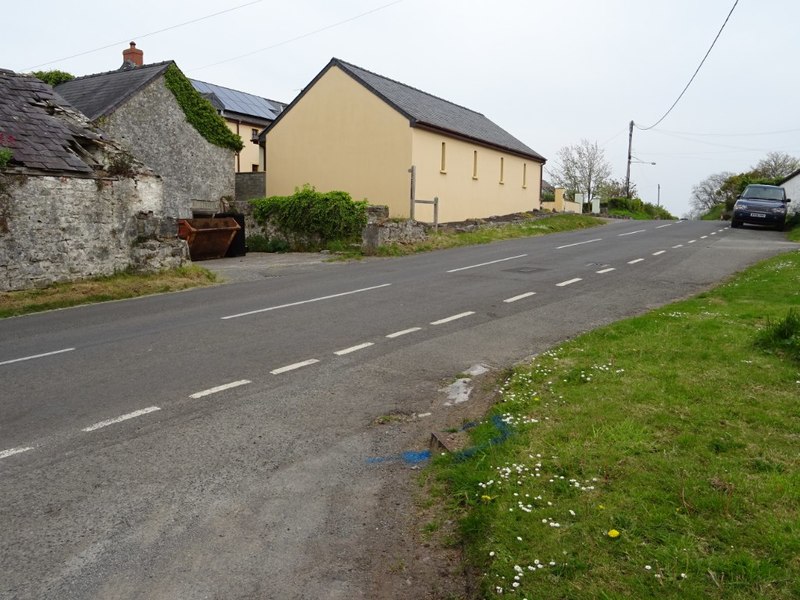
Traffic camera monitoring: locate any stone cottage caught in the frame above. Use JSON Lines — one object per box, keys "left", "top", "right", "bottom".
{"left": 0, "top": 69, "right": 187, "bottom": 292}
{"left": 55, "top": 44, "right": 240, "bottom": 219}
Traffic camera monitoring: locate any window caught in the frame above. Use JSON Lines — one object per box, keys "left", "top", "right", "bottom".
{"left": 251, "top": 128, "right": 259, "bottom": 139}
{"left": 499, "top": 157, "right": 505, "bottom": 184}
{"left": 252, "top": 164, "right": 259, "bottom": 172}
{"left": 472, "top": 150, "right": 478, "bottom": 179}
{"left": 440, "top": 142, "right": 447, "bottom": 173}
{"left": 522, "top": 162, "right": 527, "bottom": 189}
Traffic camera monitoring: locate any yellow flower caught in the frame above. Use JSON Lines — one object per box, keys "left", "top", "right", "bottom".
{"left": 608, "top": 529, "right": 620, "bottom": 538}
{"left": 481, "top": 495, "right": 494, "bottom": 504}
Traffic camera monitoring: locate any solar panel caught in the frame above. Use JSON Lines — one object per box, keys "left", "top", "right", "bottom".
{"left": 189, "top": 79, "right": 280, "bottom": 120}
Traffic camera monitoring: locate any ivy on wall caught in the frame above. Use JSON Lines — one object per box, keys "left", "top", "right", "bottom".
{"left": 163, "top": 64, "right": 244, "bottom": 153}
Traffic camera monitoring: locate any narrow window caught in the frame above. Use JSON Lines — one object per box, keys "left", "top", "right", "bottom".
{"left": 499, "top": 157, "right": 505, "bottom": 184}
{"left": 251, "top": 128, "right": 258, "bottom": 139}
{"left": 472, "top": 150, "right": 478, "bottom": 179}
{"left": 522, "top": 162, "right": 527, "bottom": 189}
{"left": 440, "top": 142, "right": 447, "bottom": 173}
{"left": 252, "top": 164, "right": 259, "bottom": 172}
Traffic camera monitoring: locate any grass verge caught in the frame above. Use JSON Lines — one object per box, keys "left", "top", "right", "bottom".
{"left": 427, "top": 251, "right": 800, "bottom": 599}
{"left": 375, "top": 214, "right": 604, "bottom": 257}
{"left": 0, "top": 265, "right": 217, "bottom": 319}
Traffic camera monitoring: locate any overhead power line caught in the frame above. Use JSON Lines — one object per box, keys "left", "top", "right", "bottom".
{"left": 23, "top": 0, "right": 264, "bottom": 70}
{"left": 636, "top": 0, "right": 739, "bottom": 131}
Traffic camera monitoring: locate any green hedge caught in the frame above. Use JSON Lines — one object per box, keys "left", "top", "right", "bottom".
{"left": 250, "top": 185, "right": 368, "bottom": 246}
{"left": 605, "top": 197, "right": 675, "bottom": 220}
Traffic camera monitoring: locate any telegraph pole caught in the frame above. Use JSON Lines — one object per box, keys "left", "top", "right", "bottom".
{"left": 625, "top": 120, "right": 634, "bottom": 198}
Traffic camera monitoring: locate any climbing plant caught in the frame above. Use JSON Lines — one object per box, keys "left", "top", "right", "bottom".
{"left": 162, "top": 64, "right": 243, "bottom": 152}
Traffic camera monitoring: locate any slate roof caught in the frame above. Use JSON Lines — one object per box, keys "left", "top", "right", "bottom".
{"left": 271, "top": 58, "right": 545, "bottom": 162}
{"left": 0, "top": 69, "right": 103, "bottom": 174}
{"left": 189, "top": 79, "right": 284, "bottom": 123}
{"left": 54, "top": 62, "right": 173, "bottom": 121}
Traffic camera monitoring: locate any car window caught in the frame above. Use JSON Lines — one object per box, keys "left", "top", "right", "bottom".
{"left": 742, "top": 186, "right": 785, "bottom": 201}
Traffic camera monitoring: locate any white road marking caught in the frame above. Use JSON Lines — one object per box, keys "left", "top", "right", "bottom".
{"left": 190, "top": 379, "right": 251, "bottom": 399}
{"left": 618, "top": 230, "right": 646, "bottom": 237}
{"left": 596, "top": 267, "right": 616, "bottom": 274}
{"left": 431, "top": 311, "right": 475, "bottom": 325}
{"left": 334, "top": 342, "right": 374, "bottom": 356}
{"left": 556, "top": 278, "right": 582, "bottom": 287}
{"left": 271, "top": 359, "right": 319, "bottom": 375}
{"left": 652, "top": 250, "right": 666, "bottom": 256}
{"left": 0, "top": 347, "right": 75, "bottom": 367}
{"left": 386, "top": 327, "right": 422, "bottom": 338}
{"left": 628, "top": 258, "right": 645, "bottom": 264}
{"left": 504, "top": 292, "right": 537, "bottom": 303}
{"left": 701, "top": 235, "right": 708, "bottom": 239}
{"left": 556, "top": 238, "right": 602, "bottom": 249}
{"left": 221, "top": 284, "right": 392, "bottom": 320}
{"left": 446, "top": 254, "right": 527, "bottom": 273}
{"left": 82, "top": 406, "right": 161, "bottom": 432}
{"left": 710, "top": 232, "right": 717, "bottom": 235}
{"left": 0, "top": 446, "right": 34, "bottom": 460}
{"left": 656, "top": 224, "right": 672, "bottom": 229}
{"left": 672, "top": 244, "right": 684, "bottom": 248}
{"left": 688, "top": 239, "right": 697, "bottom": 244}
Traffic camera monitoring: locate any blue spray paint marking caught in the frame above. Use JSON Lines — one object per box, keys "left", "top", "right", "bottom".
{"left": 366, "top": 415, "right": 512, "bottom": 465}
{"left": 366, "top": 450, "right": 431, "bottom": 465}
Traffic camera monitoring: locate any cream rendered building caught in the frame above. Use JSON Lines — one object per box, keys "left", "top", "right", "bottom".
{"left": 265, "top": 58, "right": 546, "bottom": 223}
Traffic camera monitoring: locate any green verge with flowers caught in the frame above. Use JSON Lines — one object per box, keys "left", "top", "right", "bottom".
{"left": 428, "top": 251, "right": 800, "bottom": 599}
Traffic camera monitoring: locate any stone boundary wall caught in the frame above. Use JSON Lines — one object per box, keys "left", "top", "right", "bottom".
{"left": 0, "top": 173, "right": 188, "bottom": 292}
{"left": 235, "top": 172, "right": 265, "bottom": 205}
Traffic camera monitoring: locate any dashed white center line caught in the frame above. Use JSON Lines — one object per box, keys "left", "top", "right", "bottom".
{"left": 190, "top": 379, "right": 251, "bottom": 399}
{"left": 656, "top": 224, "right": 672, "bottom": 229}
{"left": 701, "top": 235, "right": 708, "bottom": 239}
{"left": 334, "top": 342, "right": 374, "bottom": 356}
{"left": 0, "top": 347, "right": 75, "bottom": 367}
{"left": 710, "top": 232, "right": 717, "bottom": 235}
{"left": 446, "top": 254, "right": 527, "bottom": 273}
{"left": 556, "top": 238, "right": 602, "bottom": 250}
{"left": 596, "top": 267, "right": 616, "bottom": 274}
{"left": 688, "top": 239, "right": 697, "bottom": 244}
{"left": 504, "top": 292, "right": 537, "bottom": 303}
{"left": 556, "top": 278, "right": 582, "bottom": 287}
{"left": 221, "top": 284, "right": 392, "bottom": 320}
{"left": 386, "top": 327, "right": 421, "bottom": 338}
{"left": 652, "top": 250, "right": 666, "bottom": 256}
{"left": 431, "top": 311, "right": 475, "bottom": 325}
{"left": 0, "top": 446, "right": 34, "bottom": 460}
{"left": 672, "top": 244, "right": 684, "bottom": 248}
{"left": 618, "top": 229, "right": 646, "bottom": 237}
{"left": 271, "top": 359, "right": 319, "bottom": 375}
{"left": 628, "top": 258, "right": 645, "bottom": 264}
{"left": 82, "top": 406, "right": 161, "bottom": 432}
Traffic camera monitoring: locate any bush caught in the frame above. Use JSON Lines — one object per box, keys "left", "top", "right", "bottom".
{"left": 246, "top": 234, "right": 290, "bottom": 253}
{"left": 604, "top": 197, "right": 675, "bottom": 220}
{"left": 755, "top": 308, "right": 800, "bottom": 362}
{"left": 250, "top": 185, "right": 368, "bottom": 248}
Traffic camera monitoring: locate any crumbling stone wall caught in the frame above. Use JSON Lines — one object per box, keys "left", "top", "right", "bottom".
{"left": 0, "top": 173, "right": 188, "bottom": 291}
{"left": 102, "top": 77, "right": 235, "bottom": 219}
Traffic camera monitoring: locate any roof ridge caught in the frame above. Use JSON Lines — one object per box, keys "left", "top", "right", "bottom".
{"left": 332, "top": 58, "right": 485, "bottom": 118}
{"left": 66, "top": 60, "right": 174, "bottom": 82}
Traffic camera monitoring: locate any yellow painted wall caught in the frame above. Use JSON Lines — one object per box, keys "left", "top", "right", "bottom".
{"left": 225, "top": 119, "right": 263, "bottom": 172}
{"left": 265, "top": 66, "right": 412, "bottom": 211}
{"left": 410, "top": 128, "right": 541, "bottom": 223}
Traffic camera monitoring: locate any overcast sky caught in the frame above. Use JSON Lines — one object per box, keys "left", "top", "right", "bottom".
{"left": 3, "top": 0, "right": 798, "bottom": 217}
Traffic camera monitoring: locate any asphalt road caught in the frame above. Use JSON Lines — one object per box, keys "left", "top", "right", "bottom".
{"left": 1, "top": 219, "right": 796, "bottom": 599}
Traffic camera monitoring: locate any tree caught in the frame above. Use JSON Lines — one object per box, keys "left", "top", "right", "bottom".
{"left": 31, "top": 70, "right": 75, "bottom": 86}
{"left": 551, "top": 139, "right": 612, "bottom": 206}
{"left": 690, "top": 171, "right": 733, "bottom": 215}
{"left": 597, "top": 178, "right": 636, "bottom": 200}
{"left": 753, "top": 151, "right": 800, "bottom": 179}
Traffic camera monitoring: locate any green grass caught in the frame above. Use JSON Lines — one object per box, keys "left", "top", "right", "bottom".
{"left": 0, "top": 266, "right": 217, "bottom": 318}
{"left": 375, "top": 214, "right": 604, "bottom": 257}
{"left": 606, "top": 209, "right": 666, "bottom": 221}
{"left": 428, "top": 251, "right": 800, "bottom": 599}
{"left": 701, "top": 204, "right": 726, "bottom": 221}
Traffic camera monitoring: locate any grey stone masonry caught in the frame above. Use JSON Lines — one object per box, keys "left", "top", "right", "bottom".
{"left": 0, "top": 173, "right": 188, "bottom": 292}
{"left": 102, "top": 77, "right": 235, "bottom": 219}
{"left": 235, "top": 172, "right": 266, "bottom": 204}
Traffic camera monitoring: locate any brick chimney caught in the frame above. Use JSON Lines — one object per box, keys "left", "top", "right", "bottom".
{"left": 122, "top": 42, "right": 143, "bottom": 68}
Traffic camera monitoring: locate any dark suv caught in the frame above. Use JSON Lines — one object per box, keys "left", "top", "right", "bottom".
{"left": 731, "top": 184, "right": 791, "bottom": 230}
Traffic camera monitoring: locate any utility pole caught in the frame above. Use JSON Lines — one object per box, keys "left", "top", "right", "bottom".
{"left": 625, "top": 120, "right": 634, "bottom": 199}
{"left": 657, "top": 183, "right": 661, "bottom": 207}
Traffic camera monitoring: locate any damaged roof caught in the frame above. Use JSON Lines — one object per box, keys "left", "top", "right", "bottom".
{"left": 54, "top": 61, "right": 172, "bottom": 121}
{"left": 0, "top": 69, "right": 103, "bottom": 174}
